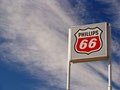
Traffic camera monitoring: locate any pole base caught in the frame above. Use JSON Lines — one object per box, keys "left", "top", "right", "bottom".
{"left": 108, "top": 86, "right": 112, "bottom": 90}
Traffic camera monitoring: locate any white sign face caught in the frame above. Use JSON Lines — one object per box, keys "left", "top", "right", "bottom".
{"left": 68, "top": 22, "right": 111, "bottom": 63}
{"left": 74, "top": 27, "right": 103, "bottom": 55}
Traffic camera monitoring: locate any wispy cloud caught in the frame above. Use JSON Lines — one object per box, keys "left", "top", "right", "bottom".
{"left": 96, "top": 0, "right": 120, "bottom": 29}
{"left": 0, "top": 0, "right": 76, "bottom": 89}
{"left": 112, "top": 37, "right": 120, "bottom": 56}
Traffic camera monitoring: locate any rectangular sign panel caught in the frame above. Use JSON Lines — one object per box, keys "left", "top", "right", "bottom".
{"left": 68, "top": 22, "right": 111, "bottom": 63}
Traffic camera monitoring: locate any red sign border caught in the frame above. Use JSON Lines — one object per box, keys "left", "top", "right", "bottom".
{"left": 74, "top": 27, "right": 103, "bottom": 55}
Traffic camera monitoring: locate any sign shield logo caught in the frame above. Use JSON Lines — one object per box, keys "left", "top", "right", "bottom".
{"left": 74, "top": 27, "right": 103, "bottom": 55}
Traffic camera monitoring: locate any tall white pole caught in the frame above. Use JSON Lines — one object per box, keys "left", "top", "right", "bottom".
{"left": 67, "top": 61, "right": 71, "bottom": 90}
{"left": 108, "top": 57, "right": 112, "bottom": 90}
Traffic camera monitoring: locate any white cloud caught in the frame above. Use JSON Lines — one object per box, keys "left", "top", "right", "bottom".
{"left": 0, "top": 0, "right": 120, "bottom": 90}
{"left": 96, "top": 0, "right": 120, "bottom": 29}
{"left": 112, "top": 38, "right": 120, "bottom": 56}
{"left": 0, "top": 0, "right": 75, "bottom": 89}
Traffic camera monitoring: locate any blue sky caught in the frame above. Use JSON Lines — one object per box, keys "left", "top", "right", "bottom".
{"left": 0, "top": 0, "right": 120, "bottom": 90}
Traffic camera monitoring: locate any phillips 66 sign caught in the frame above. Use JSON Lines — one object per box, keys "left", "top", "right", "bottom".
{"left": 68, "top": 22, "right": 111, "bottom": 63}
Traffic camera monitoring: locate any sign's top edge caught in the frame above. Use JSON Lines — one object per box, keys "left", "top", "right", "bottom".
{"left": 69, "top": 22, "right": 109, "bottom": 29}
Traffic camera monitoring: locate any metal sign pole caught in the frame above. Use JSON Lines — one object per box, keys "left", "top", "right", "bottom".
{"left": 108, "top": 57, "right": 112, "bottom": 90}
{"left": 67, "top": 61, "right": 71, "bottom": 90}
{"left": 108, "top": 23, "right": 112, "bottom": 90}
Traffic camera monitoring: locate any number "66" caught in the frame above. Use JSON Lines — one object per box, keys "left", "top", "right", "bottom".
{"left": 80, "top": 38, "right": 97, "bottom": 49}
